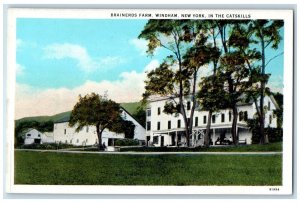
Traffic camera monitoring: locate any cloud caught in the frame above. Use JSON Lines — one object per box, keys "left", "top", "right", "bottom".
{"left": 267, "top": 75, "right": 283, "bottom": 93}
{"left": 16, "top": 63, "right": 25, "bottom": 75}
{"left": 43, "top": 43, "right": 124, "bottom": 72}
{"left": 16, "top": 39, "right": 24, "bottom": 50}
{"left": 15, "top": 60, "right": 160, "bottom": 119}
{"left": 129, "top": 38, "right": 148, "bottom": 56}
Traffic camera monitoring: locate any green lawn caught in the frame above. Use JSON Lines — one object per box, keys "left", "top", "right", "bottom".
{"left": 15, "top": 151, "right": 282, "bottom": 185}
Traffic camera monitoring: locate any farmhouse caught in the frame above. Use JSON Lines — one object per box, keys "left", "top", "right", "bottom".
{"left": 145, "top": 95, "right": 279, "bottom": 147}
{"left": 53, "top": 107, "right": 145, "bottom": 146}
{"left": 24, "top": 129, "right": 54, "bottom": 145}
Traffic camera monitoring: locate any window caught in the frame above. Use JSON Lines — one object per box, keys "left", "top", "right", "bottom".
{"left": 239, "top": 112, "right": 244, "bottom": 121}
{"left": 158, "top": 107, "right": 161, "bottom": 115}
{"left": 77, "top": 139, "right": 79, "bottom": 143}
{"left": 221, "top": 114, "right": 225, "bottom": 123}
{"left": 168, "top": 121, "right": 171, "bottom": 129}
{"left": 27, "top": 134, "right": 31, "bottom": 137}
{"left": 86, "top": 139, "right": 88, "bottom": 142}
{"left": 268, "top": 101, "right": 271, "bottom": 111}
{"left": 212, "top": 115, "right": 216, "bottom": 123}
{"left": 65, "top": 140, "right": 68, "bottom": 144}
{"left": 269, "top": 115, "right": 272, "bottom": 124}
{"left": 187, "top": 101, "right": 191, "bottom": 110}
{"left": 177, "top": 120, "right": 181, "bottom": 128}
{"left": 195, "top": 117, "right": 198, "bottom": 127}
{"left": 64, "top": 129, "right": 66, "bottom": 134}
{"left": 187, "top": 118, "right": 190, "bottom": 126}
{"left": 70, "top": 139, "right": 72, "bottom": 144}
{"left": 229, "top": 111, "right": 232, "bottom": 122}
{"left": 147, "top": 109, "right": 151, "bottom": 117}
{"left": 153, "top": 136, "right": 159, "bottom": 144}
{"left": 203, "top": 116, "right": 207, "bottom": 124}
{"left": 157, "top": 122, "right": 161, "bottom": 130}
{"left": 147, "top": 121, "right": 151, "bottom": 131}
{"left": 38, "top": 134, "right": 41, "bottom": 137}
{"left": 86, "top": 126, "right": 89, "bottom": 133}
{"left": 244, "top": 111, "right": 248, "bottom": 121}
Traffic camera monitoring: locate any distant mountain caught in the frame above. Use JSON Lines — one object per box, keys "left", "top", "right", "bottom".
{"left": 15, "top": 102, "right": 142, "bottom": 124}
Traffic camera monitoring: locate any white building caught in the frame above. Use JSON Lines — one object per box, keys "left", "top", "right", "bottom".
{"left": 53, "top": 107, "right": 146, "bottom": 147}
{"left": 24, "top": 129, "right": 54, "bottom": 145}
{"left": 145, "top": 95, "right": 279, "bottom": 147}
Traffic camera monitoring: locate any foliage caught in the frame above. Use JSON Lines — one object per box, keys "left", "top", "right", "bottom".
{"left": 121, "top": 121, "right": 136, "bottom": 139}
{"left": 18, "top": 143, "right": 76, "bottom": 150}
{"left": 271, "top": 92, "right": 283, "bottom": 128}
{"left": 120, "top": 142, "right": 282, "bottom": 152}
{"left": 69, "top": 93, "right": 133, "bottom": 150}
{"left": 251, "top": 127, "right": 283, "bottom": 144}
{"left": 140, "top": 20, "right": 219, "bottom": 147}
{"left": 132, "top": 105, "right": 146, "bottom": 128}
{"left": 246, "top": 20, "right": 284, "bottom": 144}
{"left": 114, "top": 139, "right": 140, "bottom": 146}
{"left": 14, "top": 120, "right": 54, "bottom": 147}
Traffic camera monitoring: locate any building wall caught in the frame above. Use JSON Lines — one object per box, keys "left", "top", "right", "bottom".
{"left": 41, "top": 132, "right": 54, "bottom": 144}
{"left": 53, "top": 109, "right": 146, "bottom": 146}
{"left": 24, "top": 129, "right": 42, "bottom": 145}
{"left": 53, "top": 122, "right": 125, "bottom": 146}
{"left": 24, "top": 129, "right": 54, "bottom": 145}
{"left": 146, "top": 95, "right": 278, "bottom": 146}
{"left": 121, "top": 109, "right": 146, "bottom": 141}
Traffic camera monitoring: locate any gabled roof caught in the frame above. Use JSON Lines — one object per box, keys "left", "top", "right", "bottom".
{"left": 54, "top": 106, "right": 144, "bottom": 127}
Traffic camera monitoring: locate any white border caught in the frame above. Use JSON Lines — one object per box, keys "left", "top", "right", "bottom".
{"left": 5, "top": 8, "right": 294, "bottom": 195}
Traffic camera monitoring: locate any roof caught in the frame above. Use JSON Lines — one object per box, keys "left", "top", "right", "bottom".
{"left": 148, "top": 94, "right": 279, "bottom": 109}
{"left": 54, "top": 106, "right": 144, "bottom": 127}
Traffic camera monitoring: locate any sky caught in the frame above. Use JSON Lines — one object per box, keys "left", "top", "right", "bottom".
{"left": 15, "top": 18, "right": 284, "bottom": 119}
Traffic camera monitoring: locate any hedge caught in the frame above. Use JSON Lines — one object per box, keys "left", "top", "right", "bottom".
{"left": 251, "top": 127, "right": 283, "bottom": 144}
{"left": 114, "top": 139, "right": 140, "bottom": 146}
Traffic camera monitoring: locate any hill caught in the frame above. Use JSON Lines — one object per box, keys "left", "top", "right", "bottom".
{"left": 15, "top": 102, "right": 142, "bottom": 124}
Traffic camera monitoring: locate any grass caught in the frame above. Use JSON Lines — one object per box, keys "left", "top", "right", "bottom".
{"left": 120, "top": 142, "right": 282, "bottom": 152}
{"left": 15, "top": 151, "right": 282, "bottom": 185}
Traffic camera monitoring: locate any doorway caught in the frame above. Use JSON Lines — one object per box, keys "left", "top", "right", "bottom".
{"left": 160, "top": 136, "right": 164, "bottom": 147}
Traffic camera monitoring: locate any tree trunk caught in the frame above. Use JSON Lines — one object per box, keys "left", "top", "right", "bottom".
{"left": 204, "top": 111, "right": 212, "bottom": 147}
{"left": 96, "top": 125, "right": 103, "bottom": 151}
{"left": 232, "top": 106, "right": 238, "bottom": 146}
{"left": 259, "top": 29, "right": 269, "bottom": 144}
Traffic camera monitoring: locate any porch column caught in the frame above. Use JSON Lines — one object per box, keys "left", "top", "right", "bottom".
{"left": 213, "top": 128, "right": 216, "bottom": 146}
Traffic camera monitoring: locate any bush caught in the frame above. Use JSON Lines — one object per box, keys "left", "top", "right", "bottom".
{"left": 251, "top": 127, "right": 283, "bottom": 144}
{"left": 18, "top": 143, "right": 76, "bottom": 150}
{"left": 114, "top": 139, "right": 140, "bottom": 146}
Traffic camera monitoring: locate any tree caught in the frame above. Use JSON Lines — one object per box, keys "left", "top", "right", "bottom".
{"left": 139, "top": 20, "right": 217, "bottom": 147}
{"left": 14, "top": 120, "right": 54, "bottom": 147}
{"left": 271, "top": 92, "right": 283, "bottom": 128}
{"left": 69, "top": 93, "right": 126, "bottom": 150}
{"left": 248, "top": 20, "right": 284, "bottom": 144}
{"left": 197, "top": 20, "right": 251, "bottom": 146}
{"left": 195, "top": 20, "right": 222, "bottom": 147}
{"left": 218, "top": 52, "right": 251, "bottom": 145}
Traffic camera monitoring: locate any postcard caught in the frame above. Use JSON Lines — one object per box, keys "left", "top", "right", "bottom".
{"left": 5, "top": 8, "right": 293, "bottom": 195}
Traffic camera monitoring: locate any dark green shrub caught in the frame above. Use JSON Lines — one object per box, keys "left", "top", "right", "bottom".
{"left": 114, "top": 139, "right": 140, "bottom": 146}
{"left": 251, "top": 127, "right": 283, "bottom": 144}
